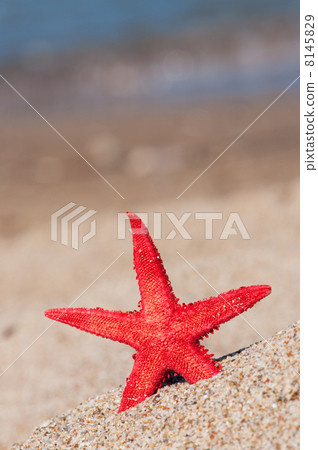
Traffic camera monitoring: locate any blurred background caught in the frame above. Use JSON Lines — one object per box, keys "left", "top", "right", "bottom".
{"left": 0, "top": 1, "right": 299, "bottom": 447}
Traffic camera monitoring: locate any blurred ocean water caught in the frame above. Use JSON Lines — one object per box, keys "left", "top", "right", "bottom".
{"left": 0, "top": 0, "right": 298, "bottom": 62}
{"left": 0, "top": 0, "right": 299, "bottom": 106}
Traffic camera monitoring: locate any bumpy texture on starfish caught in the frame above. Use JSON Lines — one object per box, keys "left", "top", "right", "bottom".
{"left": 45, "top": 212, "right": 271, "bottom": 412}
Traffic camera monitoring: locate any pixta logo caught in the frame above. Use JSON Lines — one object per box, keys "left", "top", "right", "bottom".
{"left": 117, "top": 212, "right": 250, "bottom": 240}
{"left": 51, "top": 202, "right": 97, "bottom": 250}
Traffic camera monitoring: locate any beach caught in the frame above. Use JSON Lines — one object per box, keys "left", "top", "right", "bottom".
{"left": 0, "top": 2, "right": 299, "bottom": 447}
{"left": 13, "top": 322, "right": 300, "bottom": 449}
{"left": 0, "top": 93, "right": 299, "bottom": 448}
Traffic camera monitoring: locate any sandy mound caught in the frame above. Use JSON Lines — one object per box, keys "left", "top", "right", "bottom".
{"left": 14, "top": 322, "right": 299, "bottom": 449}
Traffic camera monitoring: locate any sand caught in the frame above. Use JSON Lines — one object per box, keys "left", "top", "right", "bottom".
{"left": 0, "top": 94, "right": 299, "bottom": 447}
{"left": 13, "top": 322, "right": 299, "bottom": 449}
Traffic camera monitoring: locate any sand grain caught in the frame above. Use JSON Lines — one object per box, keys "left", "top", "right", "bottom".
{"left": 14, "top": 322, "right": 299, "bottom": 449}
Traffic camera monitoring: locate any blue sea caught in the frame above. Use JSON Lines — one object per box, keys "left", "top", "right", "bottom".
{"left": 0, "top": 0, "right": 298, "bottom": 63}
{"left": 0, "top": 1, "right": 299, "bottom": 108}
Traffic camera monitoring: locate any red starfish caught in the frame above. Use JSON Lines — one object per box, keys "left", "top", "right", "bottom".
{"left": 45, "top": 212, "right": 271, "bottom": 412}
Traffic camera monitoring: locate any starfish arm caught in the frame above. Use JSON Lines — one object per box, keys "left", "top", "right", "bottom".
{"left": 45, "top": 308, "right": 141, "bottom": 349}
{"left": 181, "top": 285, "right": 271, "bottom": 338}
{"left": 127, "top": 212, "right": 177, "bottom": 318}
{"left": 168, "top": 343, "right": 221, "bottom": 383}
{"left": 118, "top": 350, "right": 167, "bottom": 412}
